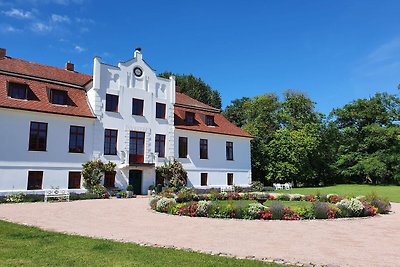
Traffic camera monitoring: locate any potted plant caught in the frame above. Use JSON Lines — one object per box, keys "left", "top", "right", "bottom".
{"left": 148, "top": 184, "right": 155, "bottom": 196}
{"left": 126, "top": 185, "right": 134, "bottom": 198}
{"left": 116, "top": 192, "right": 122, "bottom": 198}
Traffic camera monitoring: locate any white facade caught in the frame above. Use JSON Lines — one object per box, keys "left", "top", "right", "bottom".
{"left": 175, "top": 129, "right": 252, "bottom": 188}
{"left": 0, "top": 48, "right": 252, "bottom": 195}
{"left": 86, "top": 50, "right": 176, "bottom": 194}
{"left": 0, "top": 108, "right": 94, "bottom": 195}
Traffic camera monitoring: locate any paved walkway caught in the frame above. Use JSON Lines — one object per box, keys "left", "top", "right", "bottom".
{"left": 0, "top": 198, "right": 399, "bottom": 267}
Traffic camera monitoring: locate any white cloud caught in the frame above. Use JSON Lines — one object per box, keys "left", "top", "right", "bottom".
{"left": 0, "top": 24, "right": 20, "bottom": 33}
{"left": 74, "top": 45, "right": 86, "bottom": 53}
{"left": 51, "top": 14, "right": 70, "bottom": 23}
{"left": 31, "top": 22, "right": 52, "bottom": 32}
{"left": 75, "top": 17, "right": 94, "bottom": 24}
{"left": 367, "top": 38, "right": 400, "bottom": 64}
{"left": 2, "top": 8, "right": 33, "bottom": 19}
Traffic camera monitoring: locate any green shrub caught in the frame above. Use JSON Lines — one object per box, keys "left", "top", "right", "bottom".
{"left": 250, "top": 181, "right": 264, "bottom": 192}
{"left": 70, "top": 193, "right": 100, "bottom": 201}
{"left": 269, "top": 202, "right": 285, "bottom": 220}
{"left": 156, "top": 160, "right": 188, "bottom": 190}
{"left": 290, "top": 194, "right": 303, "bottom": 201}
{"left": 126, "top": 185, "right": 134, "bottom": 191}
{"left": 245, "top": 203, "right": 265, "bottom": 219}
{"left": 363, "top": 192, "right": 391, "bottom": 214}
{"left": 156, "top": 197, "right": 176, "bottom": 213}
{"left": 5, "top": 193, "right": 26, "bottom": 203}
{"left": 176, "top": 187, "right": 197, "bottom": 203}
{"left": 314, "top": 202, "right": 333, "bottom": 219}
{"left": 149, "top": 197, "right": 160, "bottom": 210}
{"left": 81, "top": 160, "right": 116, "bottom": 193}
{"left": 292, "top": 206, "right": 315, "bottom": 219}
{"left": 336, "top": 198, "right": 364, "bottom": 217}
{"left": 276, "top": 194, "right": 290, "bottom": 201}
{"left": 196, "top": 200, "right": 212, "bottom": 217}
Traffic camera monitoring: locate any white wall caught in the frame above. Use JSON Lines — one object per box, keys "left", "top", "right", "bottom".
{"left": 87, "top": 50, "right": 175, "bottom": 190}
{"left": 0, "top": 108, "right": 94, "bottom": 194}
{"left": 174, "top": 129, "right": 252, "bottom": 188}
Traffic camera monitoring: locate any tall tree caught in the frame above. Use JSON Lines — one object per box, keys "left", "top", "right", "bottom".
{"left": 159, "top": 72, "right": 222, "bottom": 109}
{"left": 223, "top": 97, "right": 250, "bottom": 128}
{"left": 332, "top": 93, "right": 400, "bottom": 184}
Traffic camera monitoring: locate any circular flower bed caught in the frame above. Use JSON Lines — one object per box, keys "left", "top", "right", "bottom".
{"left": 150, "top": 188, "right": 391, "bottom": 220}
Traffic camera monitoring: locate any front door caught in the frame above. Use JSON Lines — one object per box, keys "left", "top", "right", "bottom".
{"left": 129, "top": 170, "right": 142, "bottom": 195}
{"left": 129, "top": 131, "right": 145, "bottom": 164}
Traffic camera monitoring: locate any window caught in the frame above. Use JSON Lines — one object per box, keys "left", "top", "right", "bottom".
{"left": 156, "top": 102, "right": 166, "bottom": 119}
{"left": 179, "top": 137, "right": 188, "bottom": 158}
{"left": 129, "top": 131, "right": 145, "bottom": 164}
{"left": 201, "top": 173, "right": 208, "bottom": 186}
{"left": 227, "top": 173, "right": 234, "bottom": 185}
{"left": 205, "top": 115, "right": 215, "bottom": 126}
{"left": 104, "top": 171, "right": 116, "bottom": 188}
{"left": 106, "top": 94, "right": 119, "bottom": 112}
{"left": 185, "top": 112, "right": 195, "bottom": 125}
{"left": 200, "top": 139, "right": 208, "bottom": 159}
{"left": 68, "top": 172, "right": 81, "bottom": 189}
{"left": 226, "top": 141, "right": 234, "bottom": 160}
{"left": 104, "top": 129, "right": 118, "bottom": 155}
{"left": 29, "top": 122, "right": 48, "bottom": 151}
{"left": 50, "top": 89, "right": 68, "bottom": 105}
{"left": 69, "top": 126, "right": 85, "bottom": 153}
{"left": 132, "top": 98, "right": 144, "bottom": 116}
{"left": 8, "top": 82, "right": 28, "bottom": 100}
{"left": 155, "top": 134, "right": 166, "bottom": 158}
{"left": 27, "top": 171, "right": 43, "bottom": 190}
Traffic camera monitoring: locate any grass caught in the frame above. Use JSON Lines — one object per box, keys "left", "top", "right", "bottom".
{"left": 0, "top": 220, "right": 282, "bottom": 267}
{"left": 276, "top": 184, "right": 400, "bottom": 202}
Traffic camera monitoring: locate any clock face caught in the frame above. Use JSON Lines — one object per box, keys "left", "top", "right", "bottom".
{"left": 134, "top": 67, "right": 143, "bottom": 77}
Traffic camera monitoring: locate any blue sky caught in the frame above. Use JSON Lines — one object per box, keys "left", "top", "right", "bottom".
{"left": 1, "top": 0, "right": 400, "bottom": 114}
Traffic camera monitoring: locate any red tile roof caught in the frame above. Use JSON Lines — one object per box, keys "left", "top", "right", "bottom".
{"left": 0, "top": 57, "right": 92, "bottom": 87}
{"left": 0, "top": 57, "right": 95, "bottom": 118}
{"left": 174, "top": 92, "right": 253, "bottom": 138}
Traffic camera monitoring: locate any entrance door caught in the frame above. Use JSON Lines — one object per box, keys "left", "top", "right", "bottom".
{"left": 129, "top": 170, "right": 142, "bottom": 195}
{"left": 129, "top": 131, "right": 145, "bottom": 164}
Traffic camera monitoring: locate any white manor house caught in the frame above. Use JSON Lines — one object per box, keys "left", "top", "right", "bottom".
{"left": 0, "top": 48, "right": 253, "bottom": 195}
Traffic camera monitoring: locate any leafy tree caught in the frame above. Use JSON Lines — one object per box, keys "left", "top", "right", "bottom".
{"left": 332, "top": 93, "right": 400, "bottom": 184}
{"left": 81, "top": 160, "right": 116, "bottom": 195}
{"left": 223, "top": 97, "right": 250, "bottom": 128}
{"left": 156, "top": 160, "right": 188, "bottom": 190}
{"left": 159, "top": 72, "right": 222, "bottom": 109}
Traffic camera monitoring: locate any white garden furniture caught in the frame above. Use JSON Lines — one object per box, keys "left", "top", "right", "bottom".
{"left": 44, "top": 188, "right": 70, "bottom": 202}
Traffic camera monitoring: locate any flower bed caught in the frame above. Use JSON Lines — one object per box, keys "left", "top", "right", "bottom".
{"left": 150, "top": 188, "right": 391, "bottom": 220}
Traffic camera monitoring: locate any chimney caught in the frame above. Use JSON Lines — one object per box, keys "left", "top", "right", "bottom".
{"left": 65, "top": 61, "right": 74, "bottom": 71}
{"left": 134, "top": 47, "right": 142, "bottom": 60}
{"left": 0, "top": 48, "right": 6, "bottom": 58}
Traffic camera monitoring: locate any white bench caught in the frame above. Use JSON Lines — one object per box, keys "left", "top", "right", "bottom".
{"left": 44, "top": 189, "right": 70, "bottom": 202}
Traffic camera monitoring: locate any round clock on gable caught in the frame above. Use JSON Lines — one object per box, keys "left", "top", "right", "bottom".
{"left": 133, "top": 67, "right": 143, "bottom": 77}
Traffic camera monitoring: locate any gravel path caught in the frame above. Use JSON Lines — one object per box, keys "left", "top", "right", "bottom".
{"left": 0, "top": 198, "right": 399, "bottom": 267}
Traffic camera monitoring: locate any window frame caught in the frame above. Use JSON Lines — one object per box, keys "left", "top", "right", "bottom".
{"left": 7, "top": 81, "right": 28, "bottom": 100}
{"left": 178, "top": 137, "right": 188, "bottom": 158}
{"left": 104, "top": 129, "right": 118, "bottom": 155}
{"left": 185, "top": 112, "right": 195, "bottom": 125}
{"left": 227, "top": 173, "right": 234, "bottom": 186}
{"left": 28, "top": 121, "right": 48, "bottom": 151}
{"left": 27, "top": 171, "right": 43, "bottom": 190}
{"left": 205, "top": 115, "right": 215, "bottom": 126}
{"left": 106, "top": 94, "right": 119, "bottom": 112}
{"left": 226, "top": 141, "right": 234, "bottom": 161}
{"left": 50, "top": 89, "right": 68, "bottom": 105}
{"left": 156, "top": 102, "right": 166, "bottom": 119}
{"left": 68, "top": 171, "right": 81, "bottom": 189}
{"left": 200, "top": 139, "right": 208, "bottom": 159}
{"left": 155, "top": 134, "right": 166, "bottom": 158}
{"left": 201, "top": 173, "right": 208, "bottom": 186}
{"left": 69, "top": 126, "right": 85, "bottom": 153}
{"left": 132, "top": 98, "right": 144, "bottom": 116}
{"left": 129, "top": 131, "right": 145, "bottom": 164}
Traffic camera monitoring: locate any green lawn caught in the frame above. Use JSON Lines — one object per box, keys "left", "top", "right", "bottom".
{"left": 276, "top": 184, "right": 400, "bottom": 202}
{"left": 0, "top": 220, "right": 282, "bottom": 267}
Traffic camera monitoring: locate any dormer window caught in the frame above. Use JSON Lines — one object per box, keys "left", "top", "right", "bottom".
{"left": 205, "top": 115, "right": 215, "bottom": 126}
{"left": 185, "top": 112, "right": 195, "bottom": 125}
{"left": 8, "top": 82, "right": 28, "bottom": 100}
{"left": 50, "top": 89, "right": 68, "bottom": 105}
